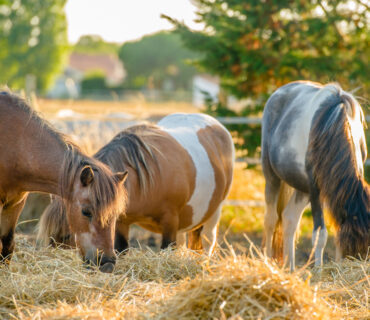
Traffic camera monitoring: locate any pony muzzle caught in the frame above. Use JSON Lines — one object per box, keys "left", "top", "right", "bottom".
{"left": 83, "top": 252, "right": 116, "bottom": 273}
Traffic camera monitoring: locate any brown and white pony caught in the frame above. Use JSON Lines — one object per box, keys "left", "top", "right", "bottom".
{"left": 0, "top": 91, "right": 127, "bottom": 272}
{"left": 262, "top": 81, "right": 369, "bottom": 271}
{"left": 38, "top": 113, "right": 234, "bottom": 255}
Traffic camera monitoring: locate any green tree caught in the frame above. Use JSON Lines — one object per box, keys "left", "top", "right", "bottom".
{"left": 118, "top": 31, "right": 200, "bottom": 90}
{"left": 73, "top": 35, "right": 119, "bottom": 55}
{"left": 165, "top": 0, "right": 370, "bottom": 156}
{"left": 80, "top": 70, "right": 108, "bottom": 95}
{"left": 0, "top": 0, "right": 68, "bottom": 91}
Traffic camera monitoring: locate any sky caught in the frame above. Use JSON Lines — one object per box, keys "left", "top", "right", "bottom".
{"left": 65, "top": 0, "right": 203, "bottom": 44}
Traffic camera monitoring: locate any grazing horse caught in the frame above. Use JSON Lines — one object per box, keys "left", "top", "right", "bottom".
{"left": 0, "top": 91, "right": 127, "bottom": 272}
{"left": 38, "top": 113, "right": 234, "bottom": 255}
{"left": 262, "top": 81, "right": 369, "bottom": 271}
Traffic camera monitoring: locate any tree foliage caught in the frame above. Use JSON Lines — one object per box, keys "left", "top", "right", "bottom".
{"left": 118, "top": 31, "right": 200, "bottom": 90}
{"left": 165, "top": 0, "right": 370, "bottom": 157}
{"left": 73, "top": 35, "right": 119, "bottom": 55}
{"left": 167, "top": 0, "right": 369, "bottom": 99}
{"left": 80, "top": 70, "right": 108, "bottom": 94}
{"left": 0, "top": 0, "right": 68, "bottom": 91}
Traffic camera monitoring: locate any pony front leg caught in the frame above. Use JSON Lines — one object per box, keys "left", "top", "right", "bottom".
{"left": 176, "top": 232, "right": 186, "bottom": 248}
{"left": 0, "top": 194, "right": 27, "bottom": 263}
{"left": 308, "top": 177, "right": 328, "bottom": 267}
{"left": 115, "top": 222, "right": 130, "bottom": 254}
{"left": 282, "top": 191, "right": 309, "bottom": 271}
{"left": 335, "top": 239, "right": 342, "bottom": 262}
{"left": 312, "top": 227, "right": 328, "bottom": 266}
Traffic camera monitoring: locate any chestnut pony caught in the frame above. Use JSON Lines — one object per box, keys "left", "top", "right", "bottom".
{"left": 262, "top": 81, "right": 369, "bottom": 271}
{"left": 0, "top": 92, "right": 127, "bottom": 272}
{"left": 38, "top": 113, "right": 234, "bottom": 255}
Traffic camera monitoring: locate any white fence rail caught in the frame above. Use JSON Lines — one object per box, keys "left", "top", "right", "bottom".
{"left": 217, "top": 116, "right": 370, "bottom": 167}
{"left": 217, "top": 115, "right": 370, "bottom": 125}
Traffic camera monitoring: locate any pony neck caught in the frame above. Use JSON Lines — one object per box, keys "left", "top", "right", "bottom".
{"left": 14, "top": 126, "right": 73, "bottom": 196}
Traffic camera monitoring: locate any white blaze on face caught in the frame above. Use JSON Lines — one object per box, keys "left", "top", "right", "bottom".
{"left": 158, "top": 113, "right": 221, "bottom": 227}
{"left": 79, "top": 225, "right": 98, "bottom": 260}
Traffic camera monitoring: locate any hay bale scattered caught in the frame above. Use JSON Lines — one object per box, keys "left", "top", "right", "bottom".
{"left": 147, "top": 255, "right": 334, "bottom": 320}
{"left": 0, "top": 236, "right": 368, "bottom": 320}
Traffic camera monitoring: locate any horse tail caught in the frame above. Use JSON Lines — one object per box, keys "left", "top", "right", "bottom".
{"left": 307, "top": 85, "right": 370, "bottom": 257}
{"left": 36, "top": 196, "right": 70, "bottom": 246}
{"left": 272, "top": 182, "right": 292, "bottom": 261}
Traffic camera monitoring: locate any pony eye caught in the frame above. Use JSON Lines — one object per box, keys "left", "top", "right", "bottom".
{"left": 82, "top": 210, "right": 93, "bottom": 219}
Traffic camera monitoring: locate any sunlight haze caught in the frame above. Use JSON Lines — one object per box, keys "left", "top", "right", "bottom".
{"left": 65, "top": 0, "right": 202, "bottom": 43}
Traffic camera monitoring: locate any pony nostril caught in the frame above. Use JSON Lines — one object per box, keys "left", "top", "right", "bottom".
{"left": 99, "top": 262, "right": 115, "bottom": 273}
{"left": 99, "top": 256, "right": 116, "bottom": 273}
{"left": 82, "top": 254, "right": 116, "bottom": 272}
{"left": 100, "top": 255, "right": 116, "bottom": 266}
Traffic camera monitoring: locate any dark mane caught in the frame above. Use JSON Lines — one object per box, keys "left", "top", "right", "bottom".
{"left": 94, "top": 123, "right": 161, "bottom": 194}
{"left": 307, "top": 87, "right": 370, "bottom": 256}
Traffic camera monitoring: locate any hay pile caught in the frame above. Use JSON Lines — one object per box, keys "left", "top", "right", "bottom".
{"left": 148, "top": 255, "right": 333, "bottom": 320}
{"left": 0, "top": 237, "right": 202, "bottom": 319}
{"left": 313, "top": 258, "right": 369, "bottom": 320}
{"left": 0, "top": 236, "right": 368, "bottom": 319}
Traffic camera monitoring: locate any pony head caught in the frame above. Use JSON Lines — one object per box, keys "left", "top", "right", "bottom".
{"left": 60, "top": 150, "right": 128, "bottom": 273}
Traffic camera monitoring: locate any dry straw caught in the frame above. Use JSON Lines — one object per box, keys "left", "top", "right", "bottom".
{"left": 0, "top": 236, "right": 368, "bottom": 319}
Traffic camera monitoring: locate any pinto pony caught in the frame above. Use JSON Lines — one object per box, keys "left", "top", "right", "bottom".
{"left": 262, "top": 81, "right": 369, "bottom": 271}
{"left": 38, "top": 113, "right": 234, "bottom": 255}
{"left": 0, "top": 92, "right": 127, "bottom": 272}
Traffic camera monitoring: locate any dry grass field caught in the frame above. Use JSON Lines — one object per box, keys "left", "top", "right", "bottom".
{"left": 5, "top": 99, "right": 369, "bottom": 320}
{"left": 35, "top": 98, "right": 199, "bottom": 119}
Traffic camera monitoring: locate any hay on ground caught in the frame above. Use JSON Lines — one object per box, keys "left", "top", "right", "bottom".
{"left": 0, "top": 236, "right": 368, "bottom": 320}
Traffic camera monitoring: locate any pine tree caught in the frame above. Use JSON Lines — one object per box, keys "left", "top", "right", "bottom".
{"left": 165, "top": 0, "right": 369, "bottom": 157}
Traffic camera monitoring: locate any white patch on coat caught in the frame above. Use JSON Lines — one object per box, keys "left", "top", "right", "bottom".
{"left": 276, "top": 83, "right": 342, "bottom": 178}
{"left": 158, "top": 113, "right": 225, "bottom": 227}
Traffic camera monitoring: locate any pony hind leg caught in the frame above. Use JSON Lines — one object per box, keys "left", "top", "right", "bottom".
{"left": 160, "top": 210, "right": 179, "bottom": 249}
{"left": 282, "top": 191, "right": 309, "bottom": 271}
{"left": 187, "top": 226, "right": 203, "bottom": 251}
{"left": 263, "top": 177, "right": 282, "bottom": 258}
{"left": 200, "top": 204, "right": 222, "bottom": 256}
{"left": 0, "top": 194, "right": 27, "bottom": 263}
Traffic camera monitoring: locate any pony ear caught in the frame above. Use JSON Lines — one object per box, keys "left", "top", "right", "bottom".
{"left": 80, "top": 166, "right": 94, "bottom": 186}
{"left": 115, "top": 171, "right": 128, "bottom": 184}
